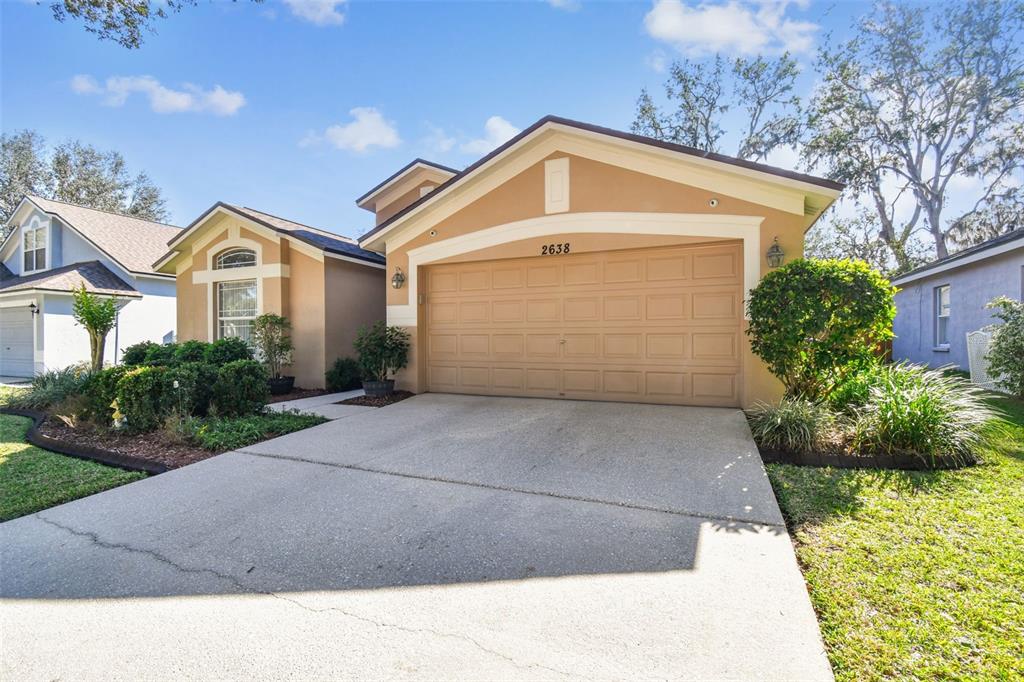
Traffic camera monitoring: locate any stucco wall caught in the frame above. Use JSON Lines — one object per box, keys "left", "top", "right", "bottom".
{"left": 324, "top": 258, "right": 386, "bottom": 368}
{"left": 893, "top": 249, "right": 1024, "bottom": 369}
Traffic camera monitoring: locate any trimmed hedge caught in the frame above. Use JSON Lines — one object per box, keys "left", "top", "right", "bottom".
{"left": 166, "top": 362, "right": 219, "bottom": 416}
{"left": 204, "top": 337, "right": 253, "bottom": 366}
{"left": 212, "top": 360, "right": 269, "bottom": 417}
{"left": 173, "top": 340, "right": 209, "bottom": 364}
{"left": 326, "top": 357, "right": 363, "bottom": 392}
{"left": 121, "top": 341, "right": 158, "bottom": 366}
{"left": 116, "top": 366, "right": 170, "bottom": 433}
{"left": 81, "top": 365, "right": 131, "bottom": 425}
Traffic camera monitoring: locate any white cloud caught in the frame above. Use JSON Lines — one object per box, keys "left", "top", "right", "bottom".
{"left": 424, "top": 124, "right": 456, "bottom": 153}
{"left": 460, "top": 116, "right": 521, "bottom": 155}
{"left": 70, "top": 74, "right": 101, "bottom": 94}
{"left": 547, "top": 0, "right": 581, "bottom": 11}
{"left": 644, "top": 0, "right": 818, "bottom": 56}
{"left": 71, "top": 74, "right": 246, "bottom": 116}
{"left": 283, "top": 0, "right": 346, "bottom": 25}
{"left": 646, "top": 50, "right": 669, "bottom": 73}
{"left": 305, "top": 107, "right": 401, "bottom": 153}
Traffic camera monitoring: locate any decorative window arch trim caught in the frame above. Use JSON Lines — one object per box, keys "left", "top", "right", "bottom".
{"left": 215, "top": 247, "right": 258, "bottom": 269}
{"left": 21, "top": 214, "right": 51, "bottom": 274}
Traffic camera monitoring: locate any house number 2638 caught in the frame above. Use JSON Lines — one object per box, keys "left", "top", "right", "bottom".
{"left": 541, "top": 243, "right": 571, "bottom": 255}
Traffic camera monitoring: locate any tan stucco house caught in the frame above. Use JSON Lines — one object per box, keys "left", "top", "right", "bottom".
{"left": 154, "top": 203, "right": 385, "bottom": 388}
{"left": 357, "top": 116, "right": 842, "bottom": 408}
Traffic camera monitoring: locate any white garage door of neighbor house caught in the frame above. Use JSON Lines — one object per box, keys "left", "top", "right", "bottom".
{"left": 425, "top": 241, "right": 744, "bottom": 407}
{"left": 0, "top": 307, "right": 35, "bottom": 377}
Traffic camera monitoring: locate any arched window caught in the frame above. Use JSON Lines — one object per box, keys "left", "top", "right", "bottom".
{"left": 215, "top": 248, "right": 257, "bottom": 269}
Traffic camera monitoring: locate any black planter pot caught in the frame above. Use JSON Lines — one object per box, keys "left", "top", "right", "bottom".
{"left": 268, "top": 376, "right": 296, "bottom": 395}
{"left": 363, "top": 379, "right": 394, "bottom": 397}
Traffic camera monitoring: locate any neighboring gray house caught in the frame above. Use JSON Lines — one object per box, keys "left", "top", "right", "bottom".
{"left": 892, "top": 229, "right": 1024, "bottom": 370}
{"left": 0, "top": 196, "right": 180, "bottom": 377}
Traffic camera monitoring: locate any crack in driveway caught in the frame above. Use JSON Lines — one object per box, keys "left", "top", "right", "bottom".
{"left": 33, "top": 514, "right": 580, "bottom": 679}
{"left": 236, "top": 448, "right": 784, "bottom": 528}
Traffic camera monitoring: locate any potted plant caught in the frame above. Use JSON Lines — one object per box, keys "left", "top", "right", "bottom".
{"left": 252, "top": 313, "right": 295, "bottom": 395}
{"left": 354, "top": 321, "right": 410, "bottom": 397}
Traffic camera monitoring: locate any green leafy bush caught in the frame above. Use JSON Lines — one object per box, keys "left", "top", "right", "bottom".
{"left": 121, "top": 341, "right": 158, "bottom": 366}
{"left": 850, "top": 363, "right": 996, "bottom": 464}
{"left": 746, "top": 397, "right": 835, "bottom": 453}
{"left": 142, "top": 342, "right": 177, "bottom": 366}
{"left": 354, "top": 321, "right": 410, "bottom": 381}
{"left": 252, "top": 314, "right": 293, "bottom": 378}
{"left": 204, "top": 337, "right": 253, "bottom": 367}
{"left": 165, "top": 362, "right": 219, "bottom": 416}
{"left": 326, "top": 357, "right": 363, "bottom": 391}
{"left": 212, "top": 360, "right": 268, "bottom": 416}
{"left": 186, "top": 410, "right": 327, "bottom": 451}
{"left": 173, "top": 340, "right": 209, "bottom": 365}
{"left": 746, "top": 258, "right": 896, "bottom": 400}
{"left": 986, "top": 296, "right": 1024, "bottom": 397}
{"left": 116, "top": 366, "right": 170, "bottom": 432}
{"left": 828, "top": 361, "right": 886, "bottom": 414}
{"left": 7, "top": 365, "right": 93, "bottom": 410}
{"left": 81, "top": 365, "right": 131, "bottom": 425}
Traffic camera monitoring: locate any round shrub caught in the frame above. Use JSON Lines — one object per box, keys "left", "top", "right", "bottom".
{"left": 850, "top": 363, "right": 996, "bottom": 465}
{"left": 173, "top": 340, "right": 210, "bottom": 365}
{"left": 204, "top": 337, "right": 254, "bottom": 367}
{"left": 166, "top": 362, "right": 219, "bottom": 416}
{"left": 143, "top": 342, "right": 178, "bottom": 367}
{"left": 326, "top": 357, "right": 363, "bottom": 392}
{"left": 121, "top": 341, "right": 158, "bottom": 366}
{"left": 986, "top": 296, "right": 1024, "bottom": 397}
{"left": 81, "top": 365, "right": 131, "bottom": 425}
{"left": 746, "top": 258, "right": 896, "bottom": 400}
{"left": 116, "top": 366, "right": 171, "bottom": 432}
{"left": 212, "top": 360, "right": 269, "bottom": 416}
{"left": 745, "top": 397, "right": 835, "bottom": 454}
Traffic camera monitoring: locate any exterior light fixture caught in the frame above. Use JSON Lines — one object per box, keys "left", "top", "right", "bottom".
{"left": 391, "top": 267, "right": 406, "bottom": 289}
{"left": 28, "top": 302, "right": 39, "bottom": 316}
{"left": 766, "top": 237, "right": 785, "bottom": 268}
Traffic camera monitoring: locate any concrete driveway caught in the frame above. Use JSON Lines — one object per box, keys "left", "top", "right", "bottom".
{"left": 1, "top": 394, "right": 832, "bottom": 680}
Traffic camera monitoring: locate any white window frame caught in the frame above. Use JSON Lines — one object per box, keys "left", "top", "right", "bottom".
{"left": 215, "top": 247, "right": 258, "bottom": 270}
{"left": 21, "top": 216, "right": 50, "bottom": 274}
{"left": 217, "top": 279, "right": 258, "bottom": 343}
{"left": 934, "top": 284, "right": 950, "bottom": 349}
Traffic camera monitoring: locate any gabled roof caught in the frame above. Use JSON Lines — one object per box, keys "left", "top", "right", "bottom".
{"left": 358, "top": 115, "right": 844, "bottom": 246}
{"left": 891, "top": 228, "right": 1024, "bottom": 285}
{"left": 156, "top": 202, "right": 385, "bottom": 270}
{"left": 2, "top": 195, "right": 182, "bottom": 277}
{"left": 355, "top": 158, "right": 459, "bottom": 210}
{"left": 0, "top": 260, "right": 140, "bottom": 298}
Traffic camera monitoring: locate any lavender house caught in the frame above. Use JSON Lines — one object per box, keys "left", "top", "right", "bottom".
{"left": 891, "top": 229, "right": 1024, "bottom": 370}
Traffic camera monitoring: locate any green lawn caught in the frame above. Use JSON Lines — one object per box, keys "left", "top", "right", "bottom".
{"left": 767, "top": 394, "right": 1024, "bottom": 681}
{"left": 0, "top": 414, "right": 146, "bottom": 522}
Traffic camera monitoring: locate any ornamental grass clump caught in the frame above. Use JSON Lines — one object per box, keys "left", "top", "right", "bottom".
{"left": 850, "top": 363, "right": 996, "bottom": 465}
{"left": 746, "top": 397, "right": 836, "bottom": 454}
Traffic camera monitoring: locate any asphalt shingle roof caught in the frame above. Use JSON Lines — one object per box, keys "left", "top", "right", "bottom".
{"left": 0, "top": 260, "right": 140, "bottom": 297}
{"left": 24, "top": 195, "right": 182, "bottom": 275}
{"left": 225, "top": 205, "right": 385, "bottom": 265}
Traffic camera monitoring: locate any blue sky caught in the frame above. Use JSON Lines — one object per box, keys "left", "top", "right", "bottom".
{"left": 1, "top": 0, "right": 866, "bottom": 239}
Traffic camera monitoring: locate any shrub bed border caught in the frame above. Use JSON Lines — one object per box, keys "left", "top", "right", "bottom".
{"left": 0, "top": 407, "right": 167, "bottom": 475}
{"left": 758, "top": 446, "right": 972, "bottom": 471}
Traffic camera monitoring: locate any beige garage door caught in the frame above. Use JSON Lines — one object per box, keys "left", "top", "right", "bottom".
{"left": 424, "top": 241, "right": 744, "bottom": 407}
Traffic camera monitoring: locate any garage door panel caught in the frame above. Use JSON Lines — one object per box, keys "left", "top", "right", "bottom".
{"left": 0, "top": 308, "right": 35, "bottom": 377}
{"left": 425, "top": 242, "right": 743, "bottom": 407}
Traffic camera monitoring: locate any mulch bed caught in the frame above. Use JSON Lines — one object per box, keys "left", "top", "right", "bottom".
{"left": 338, "top": 391, "right": 415, "bottom": 408}
{"left": 38, "top": 418, "right": 215, "bottom": 469}
{"left": 757, "top": 445, "right": 974, "bottom": 471}
{"left": 266, "top": 388, "right": 330, "bottom": 404}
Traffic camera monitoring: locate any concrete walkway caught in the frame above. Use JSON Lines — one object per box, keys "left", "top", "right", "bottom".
{"left": 0, "top": 394, "right": 832, "bottom": 680}
{"left": 266, "top": 388, "right": 375, "bottom": 420}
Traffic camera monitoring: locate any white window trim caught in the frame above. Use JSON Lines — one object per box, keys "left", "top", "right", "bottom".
{"left": 20, "top": 215, "right": 51, "bottom": 275}
{"left": 934, "top": 284, "right": 950, "bottom": 350}
{"left": 215, "top": 247, "right": 258, "bottom": 270}
{"left": 200, "top": 227, "right": 267, "bottom": 342}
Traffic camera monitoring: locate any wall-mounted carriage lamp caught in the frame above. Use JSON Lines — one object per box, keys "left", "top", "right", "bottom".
{"left": 765, "top": 237, "right": 785, "bottom": 268}
{"left": 391, "top": 266, "right": 406, "bottom": 289}
{"left": 28, "top": 302, "right": 39, "bottom": 316}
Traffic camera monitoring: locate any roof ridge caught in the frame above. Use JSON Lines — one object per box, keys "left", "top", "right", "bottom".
{"left": 26, "top": 194, "right": 182, "bottom": 229}
{"left": 237, "top": 205, "right": 357, "bottom": 243}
